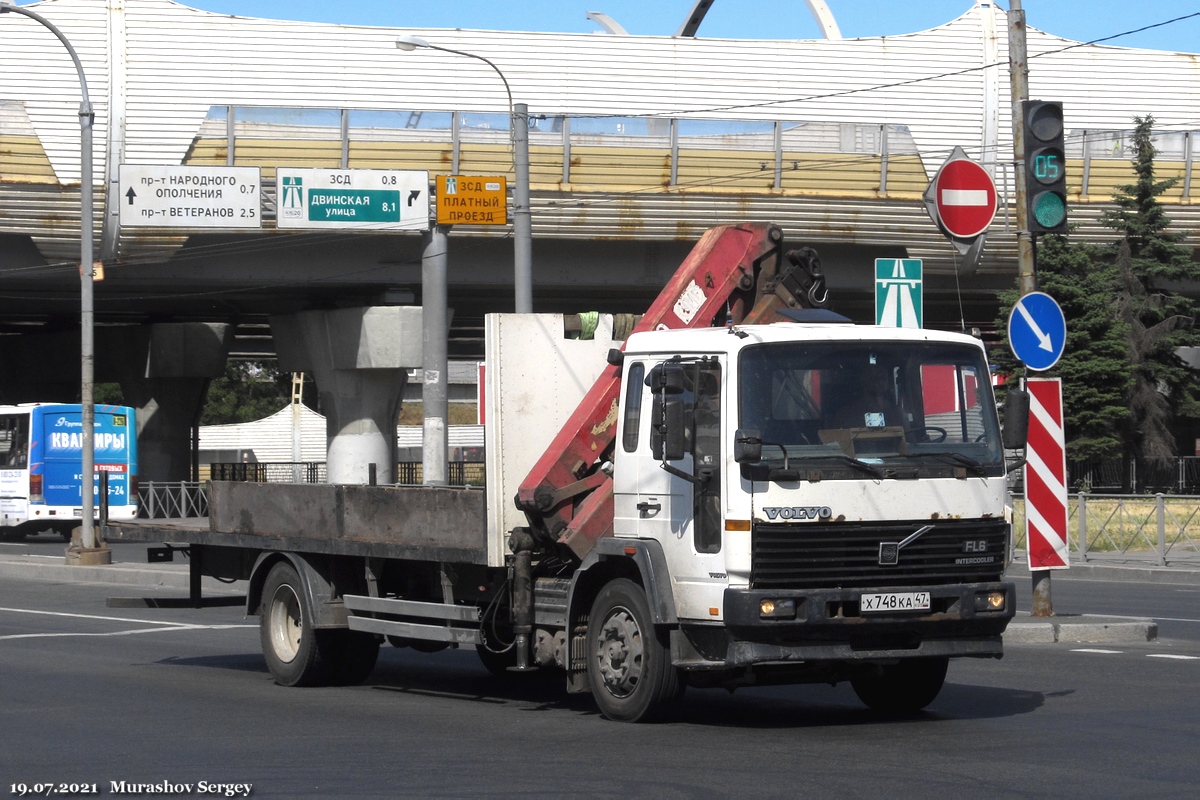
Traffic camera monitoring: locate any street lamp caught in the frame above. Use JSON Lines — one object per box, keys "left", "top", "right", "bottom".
{"left": 395, "top": 34, "right": 531, "bottom": 314}
{"left": 0, "top": 2, "right": 101, "bottom": 554}
{"left": 396, "top": 35, "right": 514, "bottom": 124}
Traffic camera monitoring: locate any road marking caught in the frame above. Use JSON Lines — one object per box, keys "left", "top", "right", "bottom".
{"left": 0, "top": 624, "right": 255, "bottom": 641}
{"left": 0, "top": 606, "right": 213, "bottom": 627}
{"left": 1071, "top": 648, "right": 1123, "bottom": 654}
{"left": 1147, "top": 654, "right": 1200, "bottom": 660}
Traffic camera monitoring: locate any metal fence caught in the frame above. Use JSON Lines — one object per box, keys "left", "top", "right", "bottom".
{"left": 208, "top": 462, "right": 327, "bottom": 484}
{"left": 1010, "top": 493, "right": 1200, "bottom": 566}
{"left": 1067, "top": 457, "right": 1200, "bottom": 494}
{"left": 140, "top": 481, "right": 209, "bottom": 519}
{"left": 206, "top": 462, "right": 486, "bottom": 487}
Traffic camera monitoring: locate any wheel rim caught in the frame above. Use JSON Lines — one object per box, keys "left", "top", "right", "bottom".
{"left": 268, "top": 583, "right": 303, "bottom": 664}
{"left": 594, "top": 605, "right": 644, "bottom": 698}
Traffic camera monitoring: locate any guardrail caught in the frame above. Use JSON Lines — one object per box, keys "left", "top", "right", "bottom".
{"left": 1010, "top": 493, "right": 1200, "bottom": 566}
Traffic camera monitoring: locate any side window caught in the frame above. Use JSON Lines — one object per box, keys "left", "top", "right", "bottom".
{"left": 622, "top": 362, "right": 646, "bottom": 453}
{"left": 0, "top": 415, "right": 27, "bottom": 469}
{"left": 693, "top": 363, "right": 722, "bottom": 554}
{"left": 919, "top": 364, "right": 985, "bottom": 443}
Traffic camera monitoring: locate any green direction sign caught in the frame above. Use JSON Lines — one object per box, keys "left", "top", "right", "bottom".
{"left": 307, "top": 188, "right": 400, "bottom": 223}
{"left": 276, "top": 168, "right": 429, "bottom": 231}
{"left": 875, "top": 258, "right": 923, "bottom": 328}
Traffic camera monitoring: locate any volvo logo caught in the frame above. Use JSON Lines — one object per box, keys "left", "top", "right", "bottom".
{"left": 879, "top": 524, "right": 935, "bottom": 566}
{"left": 763, "top": 506, "right": 832, "bottom": 521}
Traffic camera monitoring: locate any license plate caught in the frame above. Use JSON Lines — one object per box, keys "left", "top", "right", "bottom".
{"left": 861, "top": 591, "right": 930, "bottom": 612}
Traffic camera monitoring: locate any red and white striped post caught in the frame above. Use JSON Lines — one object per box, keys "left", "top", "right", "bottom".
{"left": 1024, "top": 377, "right": 1069, "bottom": 615}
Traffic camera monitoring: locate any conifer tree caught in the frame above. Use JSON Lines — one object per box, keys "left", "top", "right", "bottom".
{"left": 1101, "top": 115, "right": 1198, "bottom": 466}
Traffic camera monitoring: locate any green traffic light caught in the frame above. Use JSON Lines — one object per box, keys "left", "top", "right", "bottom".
{"left": 1033, "top": 191, "right": 1066, "bottom": 228}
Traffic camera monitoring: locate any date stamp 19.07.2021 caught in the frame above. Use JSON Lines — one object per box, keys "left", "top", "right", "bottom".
{"left": 11, "top": 784, "right": 253, "bottom": 798}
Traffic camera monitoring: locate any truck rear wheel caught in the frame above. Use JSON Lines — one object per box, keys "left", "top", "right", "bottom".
{"left": 260, "top": 561, "right": 337, "bottom": 687}
{"left": 586, "top": 579, "right": 682, "bottom": 722}
{"left": 850, "top": 656, "right": 949, "bottom": 713}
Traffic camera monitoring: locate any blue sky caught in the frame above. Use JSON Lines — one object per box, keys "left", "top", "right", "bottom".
{"left": 158, "top": 1, "right": 1200, "bottom": 52}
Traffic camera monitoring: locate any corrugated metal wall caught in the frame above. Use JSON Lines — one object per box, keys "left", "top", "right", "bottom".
{"left": 1, "top": 0, "right": 1197, "bottom": 275}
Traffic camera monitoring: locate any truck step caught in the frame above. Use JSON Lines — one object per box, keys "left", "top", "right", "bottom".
{"left": 342, "top": 594, "right": 482, "bottom": 645}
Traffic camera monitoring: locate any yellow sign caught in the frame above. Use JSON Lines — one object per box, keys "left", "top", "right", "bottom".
{"left": 436, "top": 175, "right": 507, "bottom": 226}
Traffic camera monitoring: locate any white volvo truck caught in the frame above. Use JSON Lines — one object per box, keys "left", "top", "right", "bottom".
{"left": 107, "top": 223, "right": 1026, "bottom": 722}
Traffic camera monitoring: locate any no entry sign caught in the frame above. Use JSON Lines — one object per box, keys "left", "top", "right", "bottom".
{"left": 1025, "top": 378, "right": 1070, "bottom": 570}
{"left": 932, "top": 158, "right": 997, "bottom": 239}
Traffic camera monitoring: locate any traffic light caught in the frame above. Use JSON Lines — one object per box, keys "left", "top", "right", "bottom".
{"left": 1023, "top": 100, "right": 1067, "bottom": 234}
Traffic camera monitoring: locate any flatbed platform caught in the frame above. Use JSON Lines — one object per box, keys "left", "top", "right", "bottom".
{"left": 106, "top": 481, "right": 489, "bottom": 564}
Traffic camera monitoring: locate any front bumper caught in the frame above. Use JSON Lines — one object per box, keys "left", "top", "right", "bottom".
{"left": 673, "top": 581, "right": 1014, "bottom": 669}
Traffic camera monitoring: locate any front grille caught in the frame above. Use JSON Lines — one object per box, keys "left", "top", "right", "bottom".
{"left": 751, "top": 518, "right": 1008, "bottom": 590}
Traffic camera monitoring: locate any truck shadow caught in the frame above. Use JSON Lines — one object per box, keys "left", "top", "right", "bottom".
{"left": 157, "top": 646, "right": 1050, "bottom": 727}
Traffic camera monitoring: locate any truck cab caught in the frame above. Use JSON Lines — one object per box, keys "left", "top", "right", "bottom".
{"left": 599, "top": 320, "right": 1014, "bottom": 711}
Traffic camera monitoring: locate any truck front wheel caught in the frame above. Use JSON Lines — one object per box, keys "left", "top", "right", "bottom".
{"left": 850, "top": 656, "right": 949, "bottom": 713}
{"left": 586, "top": 579, "right": 682, "bottom": 722}
{"left": 260, "top": 561, "right": 337, "bottom": 687}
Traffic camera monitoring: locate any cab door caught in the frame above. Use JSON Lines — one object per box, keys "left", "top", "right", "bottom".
{"left": 612, "top": 358, "right": 727, "bottom": 621}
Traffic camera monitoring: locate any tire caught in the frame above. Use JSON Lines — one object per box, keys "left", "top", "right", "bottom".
{"left": 850, "top": 656, "right": 949, "bottom": 714}
{"left": 586, "top": 579, "right": 683, "bottom": 722}
{"left": 259, "top": 561, "right": 338, "bottom": 687}
{"left": 331, "top": 631, "right": 380, "bottom": 686}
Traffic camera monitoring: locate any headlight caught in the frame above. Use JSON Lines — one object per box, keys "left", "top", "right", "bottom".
{"left": 760, "top": 598, "right": 797, "bottom": 619}
{"left": 974, "top": 591, "right": 1006, "bottom": 612}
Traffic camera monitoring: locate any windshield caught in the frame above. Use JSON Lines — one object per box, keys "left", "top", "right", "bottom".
{"left": 738, "top": 340, "right": 1002, "bottom": 478}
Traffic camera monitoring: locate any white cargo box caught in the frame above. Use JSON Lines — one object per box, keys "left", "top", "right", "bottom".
{"left": 483, "top": 314, "right": 618, "bottom": 566}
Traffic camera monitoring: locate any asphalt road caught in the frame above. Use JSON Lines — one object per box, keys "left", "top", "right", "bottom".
{"left": 2, "top": 573, "right": 1199, "bottom": 798}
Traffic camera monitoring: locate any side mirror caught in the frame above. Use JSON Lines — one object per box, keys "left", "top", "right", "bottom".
{"left": 647, "top": 362, "right": 686, "bottom": 394}
{"left": 734, "top": 428, "right": 763, "bottom": 463}
{"left": 1002, "top": 389, "right": 1030, "bottom": 450}
{"left": 661, "top": 397, "right": 686, "bottom": 461}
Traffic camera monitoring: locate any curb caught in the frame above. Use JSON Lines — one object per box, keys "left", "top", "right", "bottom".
{"left": 1004, "top": 614, "right": 1157, "bottom": 644}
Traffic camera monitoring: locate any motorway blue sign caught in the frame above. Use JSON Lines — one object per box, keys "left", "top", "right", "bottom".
{"left": 1008, "top": 291, "right": 1066, "bottom": 371}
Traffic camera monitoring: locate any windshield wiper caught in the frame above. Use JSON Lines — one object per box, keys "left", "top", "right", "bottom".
{"left": 771, "top": 452, "right": 885, "bottom": 480}
{"left": 902, "top": 451, "right": 988, "bottom": 476}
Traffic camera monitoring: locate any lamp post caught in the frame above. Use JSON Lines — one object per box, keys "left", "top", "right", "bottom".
{"left": 396, "top": 35, "right": 532, "bottom": 487}
{"left": 396, "top": 35, "right": 532, "bottom": 314}
{"left": 1, "top": 2, "right": 101, "bottom": 552}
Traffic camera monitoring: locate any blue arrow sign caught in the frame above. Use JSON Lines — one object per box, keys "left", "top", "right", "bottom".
{"left": 1008, "top": 291, "right": 1066, "bottom": 371}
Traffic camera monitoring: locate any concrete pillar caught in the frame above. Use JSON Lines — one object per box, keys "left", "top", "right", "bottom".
{"left": 271, "top": 307, "right": 422, "bottom": 485}
{"left": 104, "top": 323, "right": 233, "bottom": 482}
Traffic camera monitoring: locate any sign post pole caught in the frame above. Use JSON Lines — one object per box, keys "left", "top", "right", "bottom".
{"left": 1009, "top": 0, "right": 1055, "bottom": 616}
{"left": 421, "top": 225, "right": 449, "bottom": 487}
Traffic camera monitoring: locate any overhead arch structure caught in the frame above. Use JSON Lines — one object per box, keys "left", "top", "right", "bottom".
{"left": 674, "top": 0, "right": 843, "bottom": 39}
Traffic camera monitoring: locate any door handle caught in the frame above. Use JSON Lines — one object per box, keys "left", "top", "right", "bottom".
{"left": 637, "top": 500, "right": 661, "bottom": 515}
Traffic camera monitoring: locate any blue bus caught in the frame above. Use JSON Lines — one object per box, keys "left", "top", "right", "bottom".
{"left": 0, "top": 404, "right": 138, "bottom": 541}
